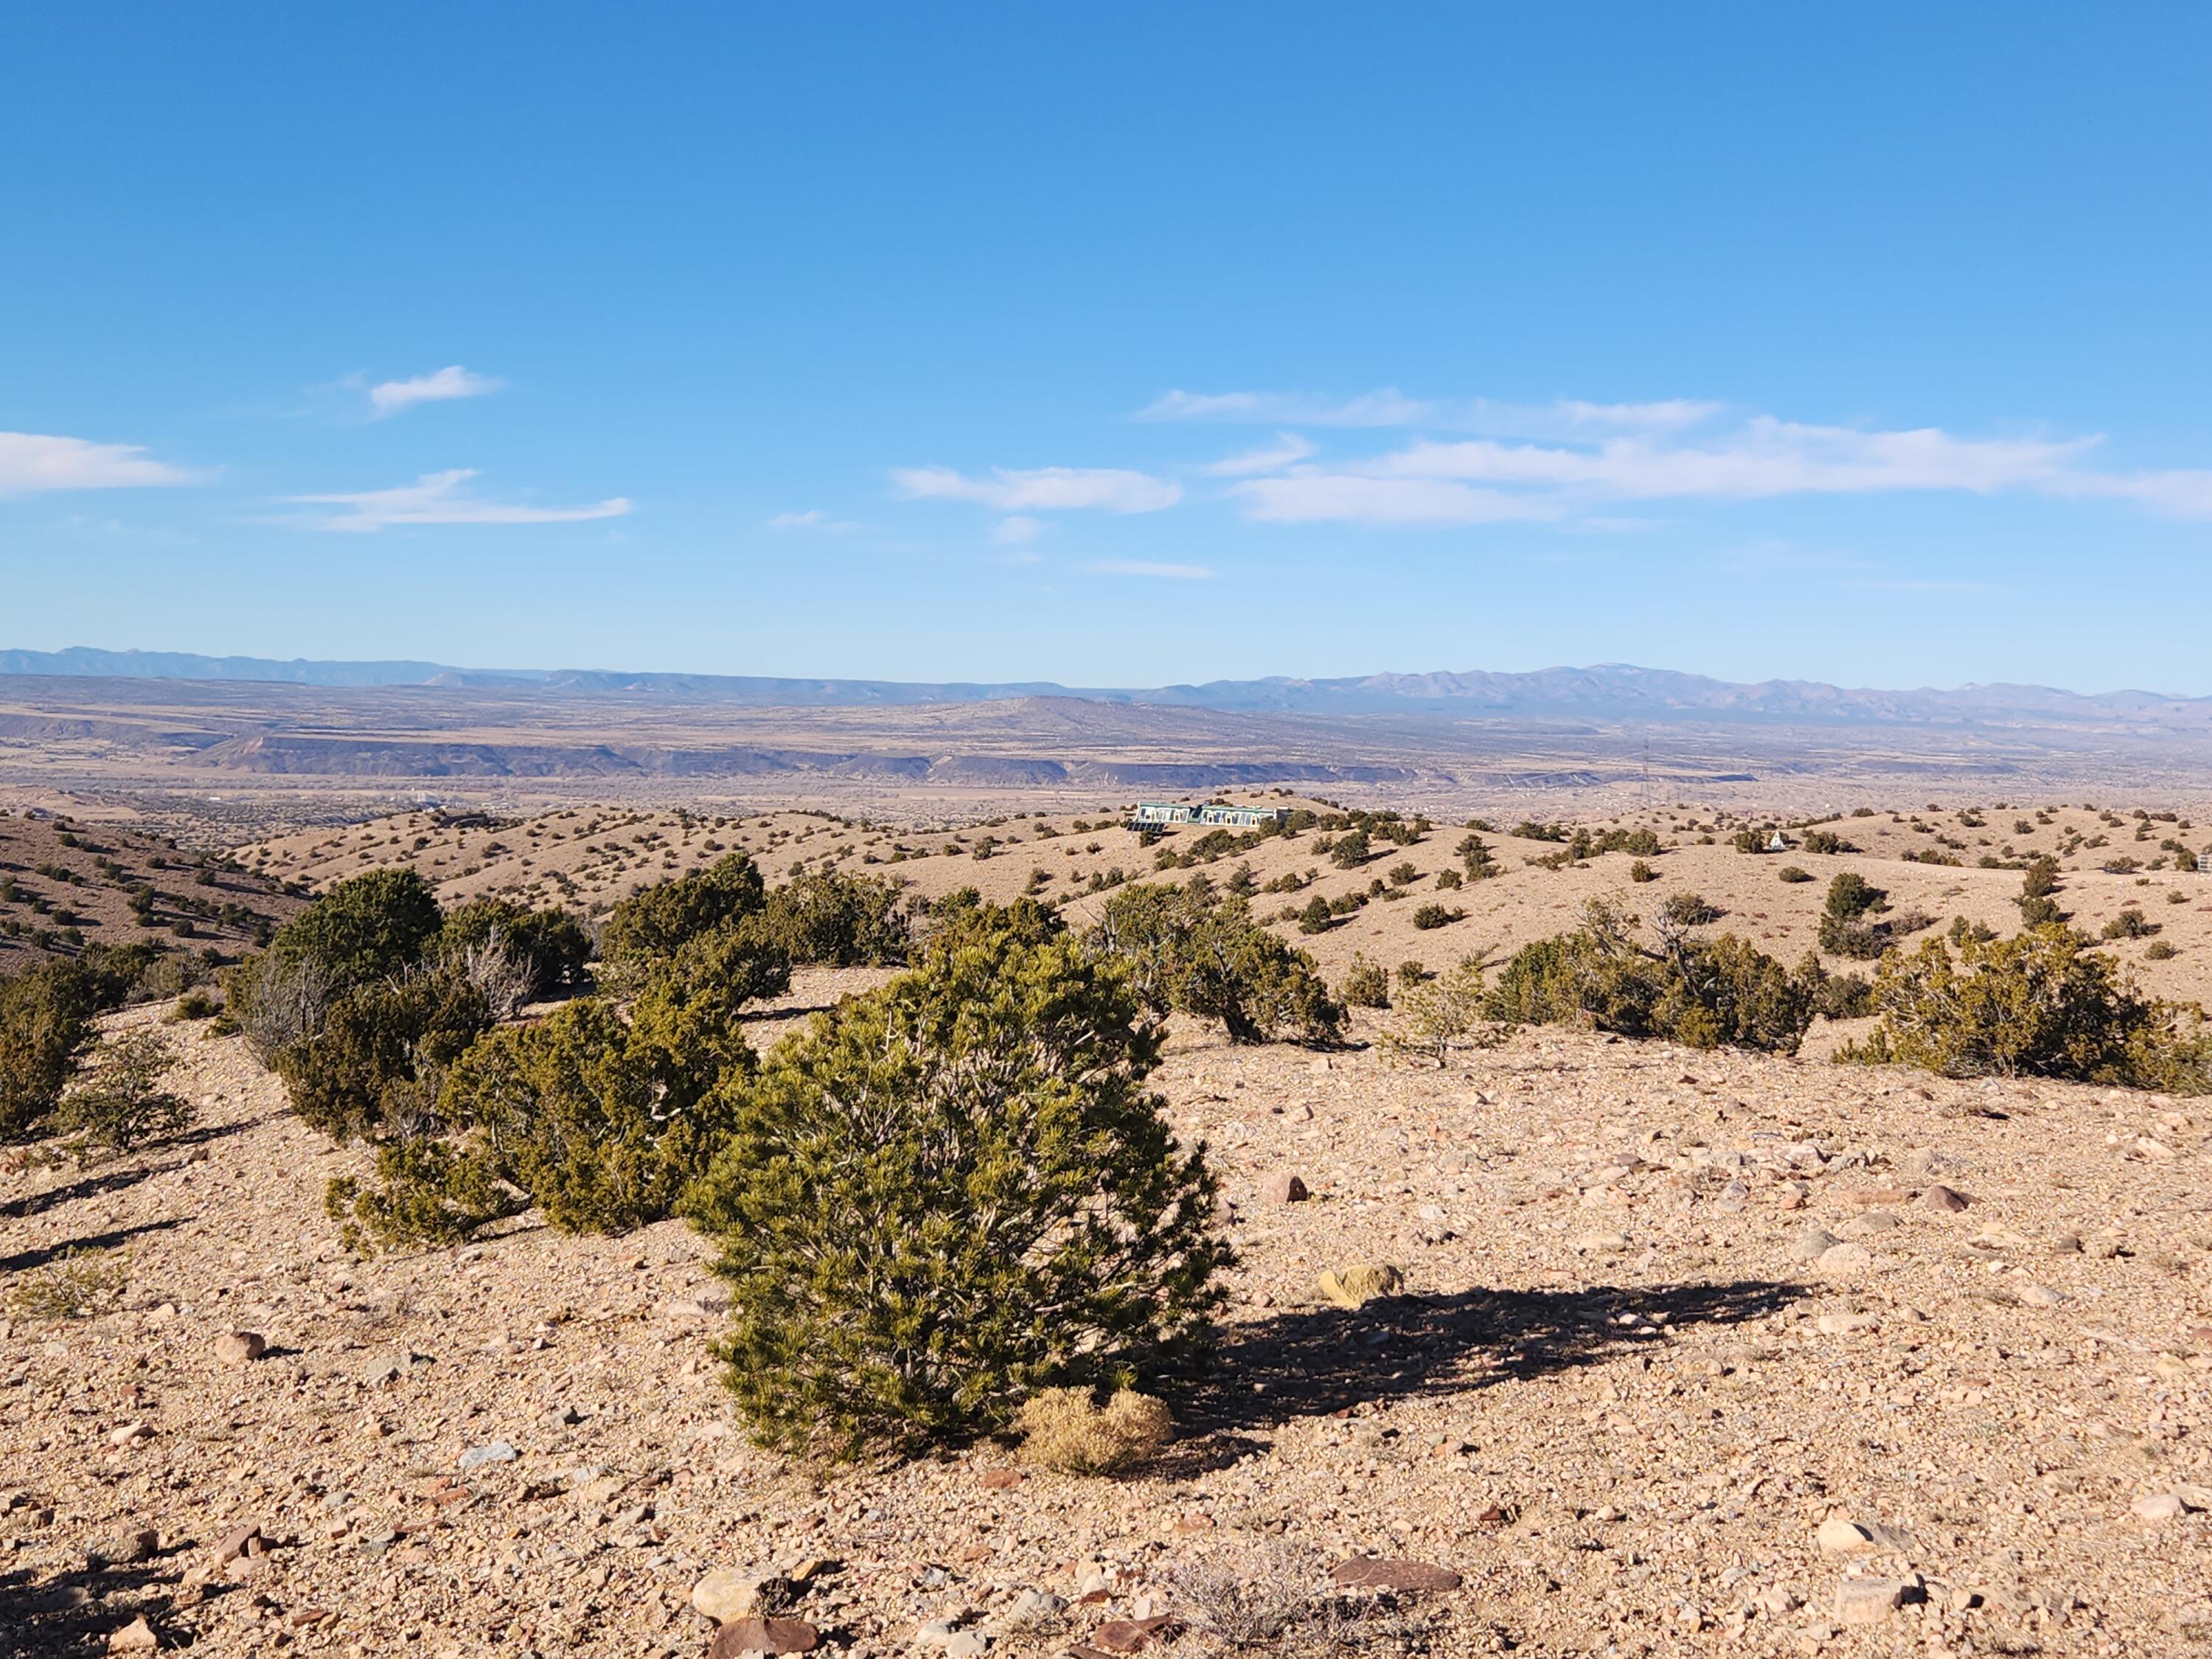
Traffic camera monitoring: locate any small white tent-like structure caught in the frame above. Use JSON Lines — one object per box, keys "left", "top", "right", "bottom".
{"left": 1767, "top": 830, "right": 1789, "bottom": 852}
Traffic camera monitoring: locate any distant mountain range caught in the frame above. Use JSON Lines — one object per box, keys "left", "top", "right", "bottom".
{"left": 5, "top": 645, "right": 2210, "bottom": 730}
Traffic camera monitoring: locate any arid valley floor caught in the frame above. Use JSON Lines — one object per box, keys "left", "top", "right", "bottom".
{"left": 4, "top": 776, "right": 2211, "bottom": 1658}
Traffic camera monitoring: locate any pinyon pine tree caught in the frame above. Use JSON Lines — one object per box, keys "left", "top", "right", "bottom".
{"left": 686, "top": 904, "right": 1231, "bottom": 1459}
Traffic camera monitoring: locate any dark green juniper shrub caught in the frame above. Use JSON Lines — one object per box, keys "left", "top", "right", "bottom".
{"left": 1840, "top": 925, "right": 2209, "bottom": 1090}
{"left": 1088, "top": 883, "right": 1343, "bottom": 1044}
{"left": 757, "top": 871, "right": 911, "bottom": 967}
{"left": 597, "top": 852, "right": 767, "bottom": 981}
{"left": 0, "top": 959, "right": 101, "bottom": 1142}
{"left": 685, "top": 905, "right": 1231, "bottom": 1459}
{"left": 1483, "top": 900, "right": 1814, "bottom": 1054}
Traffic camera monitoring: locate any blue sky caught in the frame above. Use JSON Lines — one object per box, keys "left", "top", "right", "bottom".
{"left": 5, "top": 4, "right": 2211, "bottom": 692}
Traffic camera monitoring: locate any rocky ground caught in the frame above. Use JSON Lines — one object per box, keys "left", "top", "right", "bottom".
{"left": 4, "top": 981, "right": 2210, "bottom": 1658}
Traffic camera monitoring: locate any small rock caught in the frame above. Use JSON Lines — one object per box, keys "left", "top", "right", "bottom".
{"left": 361, "top": 1355, "right": 405, "bottom": 1388}
{"left": 1921, "top": 1184, "right": 1970, "bottom": 1214}
{"left": 1089, "top": 1616, "right": 1179, "bottom": 1653}
{"left": 1816, "top": 1517, "right": 1874, "bottom": 1554}
{"left": 709, "top": 1615, "right": 818, "bottom": 1656}
{"left": 1261, "top": 1172, "right": 1309, "bottom": 1204}
{"left": 1815, "top": 1312, "right": 1879, "bottom": 1337}
{"left": 107, "top": 1422, "right": 150, "bottom": 1449}
{"left": 212, "top": 1525, "right": 262, "bottom": 1564}
{"left": 695, "top": 1567, "right": 793, "bottom": 1623}
{"left": 457, "top": 1441, "right": 516, "bottom": 1470}
{"left": 1838, "top": 1211, "right": 1900, "bottom": 1239}
{"left": 2132, "top": 1492, "right": 2187, "bottom": 1522}
{"left": 107, "top": 1616, "right": 159, "bottom": 1652}
{"left": 212, "top": 1331, "right": 266, "bottom": 1366}
{"left": 942, "top": 1635, "right": 990, "bottom": 1659}
{"left": 1834, "top": 1577, "right": 1907, "bottom": 1625}
{"left": 1329, "top": 1556, "right": 1463, "bottom": 1591}
{"left": 913, "top": 1620, "right": 959, "bottom": 1650}
{"left": 978, "top": 1468, "right": 1021, "bottom": 1491}
{"left": 1317, "top": 1263, "right": 1403, "bottom": 1308}
{"left": 1788, "top": 1226, "right": 1841, "bottom": 1262}
{"left": 1573, "top": 1231, "right": 1630, "bottom": 1254}
{"left": 2017, "top": 1283, "right": 2067, "bottom": 1308}
{"left": 1815, "top": 1242, "right": 1873, "bottom": 1275}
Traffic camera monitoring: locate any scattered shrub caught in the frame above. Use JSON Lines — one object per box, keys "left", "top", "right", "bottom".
{"left": 4, "top": 1246, "right": 131, "bottom": 1321}
{"left": 268, "top": 868, "right": 442, "bottom": 993}
{"left": 1776, "top": 865, "right": 1813, "bottom": 884}
{"left": 2146, "top": 940, "right": 2180, "bottom": 961}
{"left": 1015, "top": 1388, "right": 1174, "bottom": 1475}
{"left": 1434, "top": 867, "right": 1463, "bottom": 890}
{"left": 1328, "top": 830, "right": 1371, "bottom": 870}
{"left": 2100, "top": 909, "right": 2160, "bottom": 941}
{"left": 1410, "top": 903, "right": 1463, "bottom": 931}
{"left": 757, "top": 871, "right": 911, "bottom": 966}
{"left": 1629, "top": 859, "right": 1660, "bottom": 883}
{"left": 1090, "top": 885, "right": 1343, "bottom": 1044}
{"left": 0, "top": 960, "right": 101, "bottom": 1142}
{"left": 1840, "top": 925, "right": 2209, "bottom": 1090}
{"left": 686, "top": 907, "right": 1231, "bottom": 1458}
{"left": 1817, "top": 872, "right": 1893, "bottom": 959}
{"left": 275, "top": 966, "right": 493, "bottom": 1143}
{"left": 1484, "top": 901, "right": 1813, "bottom": 1053}
{"left": 437, "top": 899, "right": 592, "bottom": 998}
{"left": 1342, "top": 956, "right": 1390, "bottom": 1009}
{"left": 52, "top": 1032, "right": 192, "bottom": 1157}
{"left": 1455, "top": 832, "right": 1498, "bottom": 880}
{"left": 2017, "top": 855, "right": 2067, "bottom": 926}
{"left": 598, "top": 852, "right": 766, "bottom": 978}
{"left": 1382, "top": 958, "right": 1503, "bottom": 1066}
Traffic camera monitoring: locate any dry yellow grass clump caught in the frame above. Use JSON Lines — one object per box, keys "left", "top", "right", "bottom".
{"left": 1015, "top": 1388, "right": 1174, "bottom": 1475}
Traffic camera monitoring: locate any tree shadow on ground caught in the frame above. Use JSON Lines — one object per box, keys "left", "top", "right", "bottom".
{"left": 0, "top": 1557, "right": 196, "bottom": 1658}
{"left": 7, "top": 1113, "right": 276, "bottom": 1222}
{"left": 1179, "top": 1277, "right": 1803, "bottom": 1444}
{"left": 0, "top": 1217, "right": 188, "bottom": 1276}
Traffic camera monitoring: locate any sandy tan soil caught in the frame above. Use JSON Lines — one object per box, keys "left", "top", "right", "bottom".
{"left": 4, "top": 979, "right": 2209, "bottom": 1658}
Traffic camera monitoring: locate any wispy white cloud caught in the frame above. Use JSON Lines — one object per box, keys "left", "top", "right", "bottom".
{"left": 367, "top": 365, "right": 502, "bottom": 418}
{"left": 0, "top": 432, "right": 194, "bottom": 495}
{"left": 1139, "top": 388, "right": 1434, "bottom": 428}
{"left": 1226, "top": 413, "right": 2212, "bottom": 526}
{"left": 991, "top": 515, "right": 1046, "bottom": 544}
{"left": 284, "top": 469, "right": 632, "bottom": 532}
{"left": 1089, "top": 558, "right": 1214, "bottom": 580}
{"left": 1235, "top": 475, "right": 1562, "bottom": 527}
{"left": 892, "top": 465, "right": 1181, "bottom": 513}
{"left": 1204, "top": 432, "right": 1318, "bottom": 476}
{"left": 1139, "top": 389, "right": 1722, "bottom": 437}
{"left": 765, "top": 509, "right": 863, "bottom": 533}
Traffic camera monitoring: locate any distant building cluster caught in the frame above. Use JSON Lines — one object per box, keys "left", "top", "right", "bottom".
{"left": 1128, "top": 801, "right": 1289, "bottom": 830}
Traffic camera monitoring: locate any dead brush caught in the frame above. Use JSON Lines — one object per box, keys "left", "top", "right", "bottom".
{"left": 1163, "top": 1545, "right": 1421, "bottom": 1653}
{"left": 1014, "top": 1387, "right": 1172, "bottom": 1475}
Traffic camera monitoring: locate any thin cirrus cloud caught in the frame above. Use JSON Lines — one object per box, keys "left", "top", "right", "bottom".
{"left": 1089, "top": 559, "right": 1214, "bottom": 580}
{"left": 1139, "top": 387, "right": 1720, "bottom": 437}
{"left": 1203, "top": 401, "right": 2212, "bottom": 526}
{"left": 366, "top": 365, "right": 503, "bottom": 418}
{"left": 1203, "top": 432, "right": 1318, "bottom": 476}
{"left": 765, "top": 509, "right": 864, "bottom": 533}
{"left": 891, "top": 464, "right": 1181, "bottom": 514}
{"left": 0, "top": 431, "right": 194, "bottom": 495}
{"left": 283, "top": 469, "right": 632, "bottom": 533}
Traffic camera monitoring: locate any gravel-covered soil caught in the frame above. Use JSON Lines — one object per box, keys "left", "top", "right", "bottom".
{"left": 4, "top": 981, "right": 2208, "bottom": 1658}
